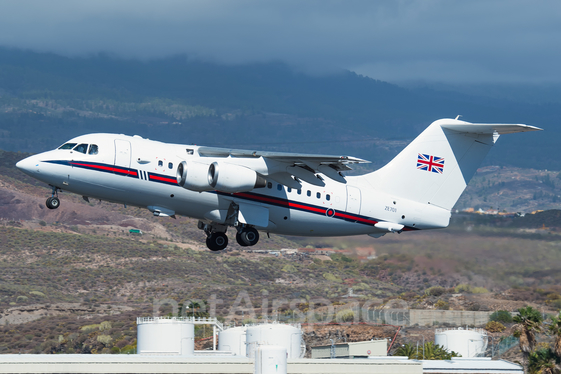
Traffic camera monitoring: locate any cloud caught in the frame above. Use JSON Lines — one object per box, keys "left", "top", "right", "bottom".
{"left": 1, "top": 0, "right": 560, "bottom": 83}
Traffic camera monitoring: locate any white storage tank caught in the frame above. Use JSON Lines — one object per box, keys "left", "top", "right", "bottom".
{"left": 137, "top": 317, "right": 195, "bottom": 356}
{"left": 218, "top": 325, "right": 247, "bottom": 356}
{"left": 435, "top": 328, "right": 488, "bottom": 358}
{"left": 246, "top": 323, "right": 303, "bottom": 359}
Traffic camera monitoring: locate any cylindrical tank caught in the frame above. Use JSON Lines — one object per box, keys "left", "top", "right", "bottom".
{"left": 218, "top": 326, "right": 247, "bottom": 356}
{"left": 435, "top": 328, "right": 488, "bottom": 358}
{"left": 255, "top": 345, "right": 287, "bottom": 374}
{"left": 246, "top": 323, "right": 302, "bottom": 359}
{"left": 137, "top": 317, "right": 195, "bottom": 356}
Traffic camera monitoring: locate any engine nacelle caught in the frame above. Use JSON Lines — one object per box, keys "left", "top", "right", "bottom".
{"left": 176, "top": 161, "right": 213, "bottom": 192}
{"left": 208, "top": 162, "right": 267, "bottom": 193}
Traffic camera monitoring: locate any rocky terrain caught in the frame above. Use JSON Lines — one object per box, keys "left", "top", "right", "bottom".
{"left": 0, "top": 149, "right": 559, "bottom": 355}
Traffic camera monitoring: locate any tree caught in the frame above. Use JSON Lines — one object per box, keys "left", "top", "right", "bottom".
{"left": 394, "top": 343, "right": 418, "bottom": 359}
{"left": 528, "top": 348, "right": 559, "bottom": 374}
{"left": 549, "top": 311, "right": 561, "bottom": 359}
{"left": 394, "top": 342, "right": 460, "bottom": 360}
{"left": 513, "top": 306, "right": 543, "bottom": 356}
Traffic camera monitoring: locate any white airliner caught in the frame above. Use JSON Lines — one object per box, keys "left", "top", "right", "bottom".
{"left": 16, "top": 118, "right": 540, "bottom": 251}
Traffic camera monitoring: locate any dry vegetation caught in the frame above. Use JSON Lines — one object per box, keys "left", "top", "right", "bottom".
{"left": 0, "top": 149, "right": 560, "bottom": 354}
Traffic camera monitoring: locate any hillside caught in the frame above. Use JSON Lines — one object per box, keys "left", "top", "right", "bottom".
{"left": 0, "top": 149, "right": 559, "bottom": 354}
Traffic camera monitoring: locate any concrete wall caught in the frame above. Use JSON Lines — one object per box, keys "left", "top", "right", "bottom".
{"left": 366, "top": 309, "right": 493, "bottom": 327}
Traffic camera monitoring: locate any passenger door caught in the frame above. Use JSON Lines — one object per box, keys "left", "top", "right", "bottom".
{"left": 114, "top": 139, "right": 131, "bottom": 169}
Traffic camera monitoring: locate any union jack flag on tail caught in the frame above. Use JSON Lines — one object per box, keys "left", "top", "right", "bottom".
{"left": 417, "top": 153, "right": 445, "bottom": 174}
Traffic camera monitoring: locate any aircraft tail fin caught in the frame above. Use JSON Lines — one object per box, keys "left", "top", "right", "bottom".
{"left": 363, "top": 118, "right": 541, "bottom": 211}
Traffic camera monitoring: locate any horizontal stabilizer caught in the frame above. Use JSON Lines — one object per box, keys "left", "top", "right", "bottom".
{"left": 441, "top": 122, "right": 542, "bottom": 135}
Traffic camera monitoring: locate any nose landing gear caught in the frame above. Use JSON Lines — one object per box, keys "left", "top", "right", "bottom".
{"left": 46, "top": 186, "right": 61, "bottom": 210}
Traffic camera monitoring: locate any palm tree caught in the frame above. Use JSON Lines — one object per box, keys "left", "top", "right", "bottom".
{"left": 395, "top": 342, "right": 460, "bottom": 360}
{"left": 513, "top": 306, "right": 543, "bottom": 356}
{"left": 549, "top": 311, "right": 561, "bottom": 359}
{"left": 528, "top": 348, "right": 559, "bottom": 374}
{"left": 395, "top": 343, "right": 418, "bottom": 359}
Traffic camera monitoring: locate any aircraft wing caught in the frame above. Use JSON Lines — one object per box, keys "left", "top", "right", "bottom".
{"left": 198, "top": 147, "right": 368, "bottom": 170}
{"left": 197, "top": 146, "right": 370, "bottom": 185}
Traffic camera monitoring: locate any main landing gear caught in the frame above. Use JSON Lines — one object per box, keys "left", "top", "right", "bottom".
{"left": 46, "top": 186, "right": 61, "bottom": 210}
{"left": 198, "top": 221, "right": 260, "bottom": 251}
{"left": 206, "top": 232, "right": 228, "bottom": 251}
{"left": 236, "top": 227, "right": 259, "bottom": 247}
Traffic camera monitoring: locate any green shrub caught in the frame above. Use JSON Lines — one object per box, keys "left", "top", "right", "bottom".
{"left": 454, "top": 284, "right": 472, "bottom": 293}
{"left": 472, "top": 287, "right": 489, "bottom": 294}
{"left": 489, "top": 310, "right": 513, "bottom": 323}
{"left": 425, "top": 286, "right": 445, "bottom": 297}
{"left": 323, "top": 273, "right": 342, "bottom": 283}
{"left": 120, "top": 345, "right": 136, "bottom": 354}
{"left": 80, "top": 324, "right": 101, "bottom": 332}
{"left": 485, "top": 321, "right": 506, "bottom": 332}
{"left": 550, "top": 299, "right": 561, "bottom": 310}
{"left": 282, "top": 264, "right": 297, "bottom": 273}
{"left": 435, "top": 299, "right": 449, "bottom": 310}
{"left": 336, "top": 309, "right": 355, "bottom": 322}
{"left": 353, "top": 283, "right": 370, "bottom": 291}
{"left": 97, "top": 335, "right": 112, "bottom": 345}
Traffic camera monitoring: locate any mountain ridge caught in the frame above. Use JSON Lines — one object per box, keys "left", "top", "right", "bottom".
{"left": 0, "top": 47, "right": 557, "bottom": 170}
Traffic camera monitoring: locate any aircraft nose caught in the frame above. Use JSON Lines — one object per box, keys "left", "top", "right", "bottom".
{"left": 16, "top": 156, "right": 39, "bottom": 175}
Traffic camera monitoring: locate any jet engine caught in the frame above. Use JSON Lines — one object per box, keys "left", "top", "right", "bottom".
{"left": 176, "top": 161, "right": 214, "bottom": 191}
{"left": 208, "top": 162, "right": 267, "bottom": 193}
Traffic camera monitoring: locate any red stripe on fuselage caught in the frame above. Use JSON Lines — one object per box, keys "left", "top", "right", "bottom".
{"left": 233, "top": 192, "right": 372, "bottom": 221}
{"left": 334, "top": 211, "right": 378, "bottom": 225}
{"left": 149, "top": 174, "right": 177, "bottom": 184}
{"left": 70, "top": 162, "right": 138, "bottom": 176}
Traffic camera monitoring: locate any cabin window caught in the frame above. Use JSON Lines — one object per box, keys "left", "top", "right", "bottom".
{"left": 88, "top": 144, "right": 99, "bottom": 155}
{"left": 307, "top": 190, "right": 311, "bottom": 197}
{"left": 186, "top": 149, "right": 194, "bottom": 155}
{"left": 158, "top": 160, "right": 163, "bottom": 167}
{"left": 168, "top": 162, "right": 173, "bottom": 169}
{"left": 316, "top": 192, "right": 321, "bottom": 199}
{"left": 73, "top": 144, "right": 88, "bottom": 154}
{"left": 59, "top": 143, "right": 77, "bottom": 150}
{"left": 287, "top": 187, "right": 292, "bottom": 193}
{"left": 326, "top": 194, "right": 331, "bottom": 201}
{"left": 277, "top": 184, "right": 282, "bottom": 191}
{"left": 297, "top": 189, "right": 301, "bottom": 195}
{"left": 267, "top": 182, "right": 272, "bottom": 189}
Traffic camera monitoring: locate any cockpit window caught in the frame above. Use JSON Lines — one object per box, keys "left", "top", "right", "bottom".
{"left": 58, "top": 143, "right": 77, "bottom": 150}
{"left": 88, "top": 144, "right": 99, "bottom": 155}
{"left": 73, "top": 144, "right": 88, "bottom": 154}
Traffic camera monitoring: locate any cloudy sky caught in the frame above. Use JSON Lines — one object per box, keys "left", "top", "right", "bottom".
{"left": 1, "top": 0, "right": 560, "bottom": 83}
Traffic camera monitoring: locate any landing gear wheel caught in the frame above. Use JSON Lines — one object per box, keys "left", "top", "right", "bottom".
{"left": 46, "top": 196, "right": 60, "bottom": 210}
{"left": 206, "top": 232, "right": 228, "bottom": 251}
{"left": 236, "top": 233, "right": 249, "bottom": 247}
{"left": 239, "top": 227, "right": 259, "bottom": 246}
